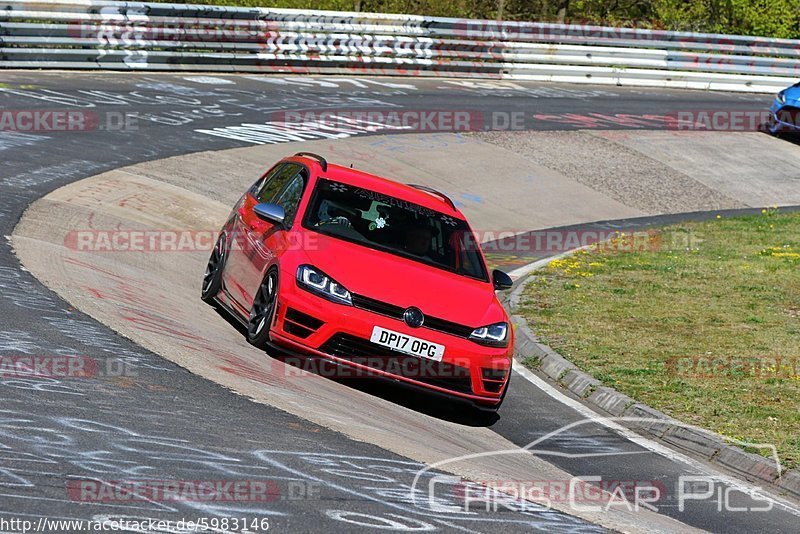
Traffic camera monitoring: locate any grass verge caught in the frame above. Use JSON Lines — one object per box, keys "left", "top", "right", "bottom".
{"left": 518, "top": 209, "right": 800, "bottom": 470}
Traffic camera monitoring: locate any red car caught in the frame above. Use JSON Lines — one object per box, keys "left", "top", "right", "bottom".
{"left": 202, "top": 153, "right": 514, "bottom": 410}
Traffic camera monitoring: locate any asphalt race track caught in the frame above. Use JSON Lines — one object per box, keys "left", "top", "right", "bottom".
{"left": 1, "top": 72, "right": 799, "bottom": 533}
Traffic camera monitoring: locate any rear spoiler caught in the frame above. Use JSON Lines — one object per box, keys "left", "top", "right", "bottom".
{"left": 294, "top": 152, "right": 327, "bottom": 172}
{"left": 407, "top": 184, "right": 456, "bottom": 211}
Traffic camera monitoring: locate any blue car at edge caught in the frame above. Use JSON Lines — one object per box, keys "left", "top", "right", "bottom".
{"left": 768, "top": 82, "right": 800, "bottom": 134}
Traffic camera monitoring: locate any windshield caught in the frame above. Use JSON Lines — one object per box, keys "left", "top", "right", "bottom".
{"left": 302, "top": 178, "right": 489, "bottom": 281}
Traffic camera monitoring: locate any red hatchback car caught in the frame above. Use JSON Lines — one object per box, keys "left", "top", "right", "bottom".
{"left": 202, "top": 153, "right": 514, "bottom": 410}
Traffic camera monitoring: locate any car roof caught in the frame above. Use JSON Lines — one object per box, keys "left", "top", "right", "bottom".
{"left": 288, "top": 156, "right": 465, "bottom": 219}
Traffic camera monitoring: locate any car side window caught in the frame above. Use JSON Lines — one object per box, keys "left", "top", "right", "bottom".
{"left": 253, "top": 163, "right": 302, "bottom": 204}
{"left": 273, "top": 172, "right": 306, "bottom": 227}
{"left": 249, "top": 164, "right": 281, "bottom": 198}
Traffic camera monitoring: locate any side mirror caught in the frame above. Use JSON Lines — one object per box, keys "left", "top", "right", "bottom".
{"left": 253, "top": 203, "right": 286, "bottom": 225}
{"left": 492, "top": 269, "right": 513, "bottom": 291}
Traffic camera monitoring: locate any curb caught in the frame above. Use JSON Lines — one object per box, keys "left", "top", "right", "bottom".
{"left": 507, "top": 261, "right": 800, "bottom": 501}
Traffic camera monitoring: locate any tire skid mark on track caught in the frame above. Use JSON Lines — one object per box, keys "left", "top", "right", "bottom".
{"left": 0, "top": 398, "right": 607, "bottom": 532}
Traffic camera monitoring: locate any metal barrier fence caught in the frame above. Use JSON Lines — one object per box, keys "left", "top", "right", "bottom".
{"left": 1, "top": 0, "right": 797, "bottom": 92}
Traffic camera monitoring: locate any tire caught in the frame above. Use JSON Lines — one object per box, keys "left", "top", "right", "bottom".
{"left": 768, "top": 121, "right": 780, "bottom": 135}
{"left": 201, "top": 233, "right": 227, "bottom": 303}
{"left": 765, "top": 114, "right": 783, "bottom": 136}
{"left": 247, "top": 268, "right": 279, "bottom": 349}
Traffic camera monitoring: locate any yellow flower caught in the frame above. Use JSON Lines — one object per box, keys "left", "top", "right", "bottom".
{"left": 716, "top": 215, "right": 722, "bottom": 219}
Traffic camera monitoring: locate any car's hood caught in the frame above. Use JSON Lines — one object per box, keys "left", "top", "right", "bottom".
{"left": 780, "top": 83, "right": 800, "bottom": 104}
{"left": 300, "top": 232, "right": 506, "bottom": 328}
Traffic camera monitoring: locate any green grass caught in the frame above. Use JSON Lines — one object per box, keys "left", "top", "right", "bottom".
{"left": 518, "top": 209, "right": 800, "bottom": 470}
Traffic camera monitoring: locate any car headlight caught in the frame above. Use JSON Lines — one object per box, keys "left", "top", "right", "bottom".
{"left": 777, "top": 91, "right": 786, "bottom": 104}
{"left": 296, "top": 265, "right": 352, "bottom": 305}
{"left": 469, "top": 322, "right": 509, "bottom": 347}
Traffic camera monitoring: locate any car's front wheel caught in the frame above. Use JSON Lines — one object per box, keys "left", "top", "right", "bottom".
{"left": 247, "top": 268, "right": 278, "bottom": 348}
{"left": 201, "top": 233, "right": 227, "bottom": 303}
{"left": 764, "top": 113, "right": 785, "bottom": 135}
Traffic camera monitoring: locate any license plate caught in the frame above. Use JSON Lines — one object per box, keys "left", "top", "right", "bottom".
{"left": 370, "top": 326, "right": 445, "bottom": 362}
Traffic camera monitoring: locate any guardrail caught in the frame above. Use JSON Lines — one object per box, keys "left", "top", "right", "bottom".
{"left": 1, "top": 0, "right": 797, "bottom": 93}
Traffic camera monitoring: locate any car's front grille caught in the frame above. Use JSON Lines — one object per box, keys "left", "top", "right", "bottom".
{"left": 351, "top": 294, "right": 404, "bottom": 318}
{"left": 319, "top": 333, "right": 473, "bottom": 394}
{"left": 423, "top": 317, "right": 474, "bottom": 338}
{"left": 350, "top": 293, "right": 474, "bottom": 339}
{"left": 775, "top": 106, "right": 800, "bottom": 127}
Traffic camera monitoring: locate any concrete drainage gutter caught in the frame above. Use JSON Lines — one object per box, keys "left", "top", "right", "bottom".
{"left": 506, "top": 255, "right": 800, "bottom": 501}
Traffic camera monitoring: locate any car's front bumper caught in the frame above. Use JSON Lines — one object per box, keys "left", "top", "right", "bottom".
{"left": 769, "top": 99, "right": 800, "bottom": 132}
{"left": 269, "top": 272, "right": 512, "bottom": 405}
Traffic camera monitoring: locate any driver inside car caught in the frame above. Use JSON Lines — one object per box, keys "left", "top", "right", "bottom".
{"left": 403, "top": 226, "right": 434, "bottom": 258}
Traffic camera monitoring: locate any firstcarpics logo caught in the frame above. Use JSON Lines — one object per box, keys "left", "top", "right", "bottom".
{"left": 411, "top": 417, "right": 781, "bottom": 515}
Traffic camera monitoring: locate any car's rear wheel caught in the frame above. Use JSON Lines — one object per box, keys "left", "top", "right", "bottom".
{"left": 247, "top": 268, "right": 278, "bottom": 348}
{"left": 201, "top": 233, "right": 227, "bottom": 303}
